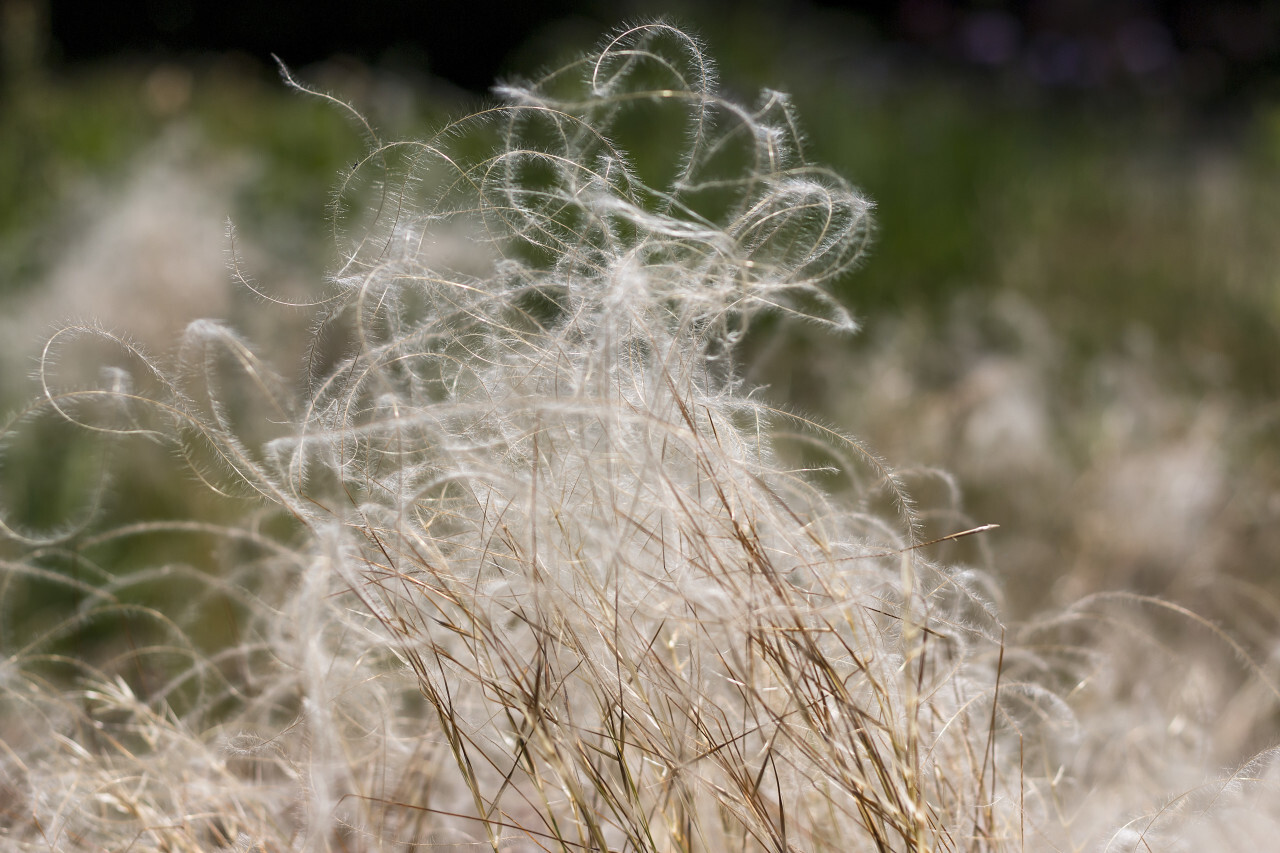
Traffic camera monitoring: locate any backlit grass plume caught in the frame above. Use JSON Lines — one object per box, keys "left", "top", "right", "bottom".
{"left": 4, "top": 21, "right": 1278, "bottom": 853}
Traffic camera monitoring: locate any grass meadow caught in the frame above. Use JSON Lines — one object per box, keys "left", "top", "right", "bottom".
{"left": 3, "top": 19, "right": 1280, "bottom": 852}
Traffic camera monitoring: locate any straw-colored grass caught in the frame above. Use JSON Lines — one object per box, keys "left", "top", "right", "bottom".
{"left": 2, "top": 22, "right": 1278, "bottom": 852}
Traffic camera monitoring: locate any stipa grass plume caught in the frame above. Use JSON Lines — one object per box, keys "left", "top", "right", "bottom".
{"left": 2, "top": 23, "right": 1047, "bottom": 851}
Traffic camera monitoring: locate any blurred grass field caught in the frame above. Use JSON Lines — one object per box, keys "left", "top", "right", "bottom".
{"left": 2, "top": 21, "right": 1279, "bottom": 640}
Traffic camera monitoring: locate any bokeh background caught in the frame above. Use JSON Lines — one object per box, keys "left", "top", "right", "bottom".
{"left": 3, "top": 0, "right": 1280, "bottom": 639}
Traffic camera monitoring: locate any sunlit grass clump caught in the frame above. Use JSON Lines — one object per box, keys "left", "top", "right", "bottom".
{"left": 2, "top": 22, "right": 1279, "bottom": 852}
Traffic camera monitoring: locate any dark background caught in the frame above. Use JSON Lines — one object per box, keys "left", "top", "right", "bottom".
{"left": 38, "top": 0, "right": 1280, "bottom": 107}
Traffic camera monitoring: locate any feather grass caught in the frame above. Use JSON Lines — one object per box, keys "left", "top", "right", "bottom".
{"left": 2, "top": 22, "right": 1278, "bottom": 853}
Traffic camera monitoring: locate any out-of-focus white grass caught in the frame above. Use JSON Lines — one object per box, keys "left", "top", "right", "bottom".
{"left": 2, "top": 22, "right": 1280, "bottom": 852}
{"left": 0, "top": 129, "right": 238, "bottom": 358}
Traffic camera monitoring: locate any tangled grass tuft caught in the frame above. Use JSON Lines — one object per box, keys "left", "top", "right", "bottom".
{"left": 3, "top": 22, "right": 1278, "bottom": 853}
